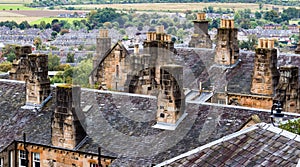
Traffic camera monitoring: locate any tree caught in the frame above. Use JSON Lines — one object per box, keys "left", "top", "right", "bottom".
{"left": 51, "top": 31, "right": 58, "bottom": 39}
{"left": 66, "top": 53, "right": 75, "bottom": 63}
{"left": 52, "top": 23, "right": 61, "bottom": 33}
{"left": 39, "top": 20, "right": 46, "bottom": 29}
{"left": 6, "top": 52, "right": 16, "bottom": 62}
{"left": 0, "top": 61, "right": 12, "bottom": 72}
{"left": 280, "top": 119, "right": 300, "bottom": 135}
{"left": 264, "top": 10, "right": 280, "bottom": 23}
{"left": 103, "top": 22, "right": 113, "bottom": 28}
{"left": 282, "top": 7, "right": 300, "bottom": 21}
{"left": 259, "top": 3, "right": 263, "bottom": 10}
{"left": 255, "top": 11, "right": 262, "bottom": 19}
{"left": 72, "top": 59, "right": 93, "bottom": 86}
{"left": 48, "top": 54, "right": 60, "bottom": 71}
{"left": 2, "top": 45, "right": 16, "bottom": 62}
{"left": 33, "top": 37, "right": 42, "bottom": 50}
{"left": 239, "top": 35, "right": 258, "bottom": 51}
{"left": 87, "top": 8, "right": 122, "bottom": 29}
{"left": 19, "top": 21, "right": 31, "bottom": 30}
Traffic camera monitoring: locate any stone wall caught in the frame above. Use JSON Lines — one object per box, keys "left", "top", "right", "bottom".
{"left": 211, "top": 92, "right": 273, "bottom": 110}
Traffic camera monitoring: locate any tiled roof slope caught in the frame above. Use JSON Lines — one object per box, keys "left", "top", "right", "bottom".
{"left": 0, "top": 80, "right": 53, "bottom": 151}
{"left": 79, "top": 87, "right": 299, "bottom": 165}
{"left": 157, "top": 123, "right": 300, "bottom": 167}
{"left": 1, "top": 79, "right": 300, "bottom": 166}
{"left": 176, "top": 49, "right": 300, "bottom": 94}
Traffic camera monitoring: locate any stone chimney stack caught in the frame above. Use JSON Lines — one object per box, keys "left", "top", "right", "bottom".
{"left": 93, "top": 29, "right": 111, "bottom": 69}
{"left": 52, "top": 85, "right": 86, "bottom": 149}
{"left": 154, "top": 65, "right": 186, "bottom": 130}
{"left": 189, "top": 12, "right": 212, "bottom": 48}
{"left": 143, "top": 25, "right": 174, "bottom": 53}
{"left": 274, "top": 65, "right": 300, "bottom": 113}
{"left": 134, "top": 44, "right": 139, "bottom": 54}
{"left": 25, "top": 54, "right": 50, "bottom": 106}
{"left": 250, "top": 38, "right": 279, "bottom": 96}
{"left": 9, "top": 45, "right": 32, "bottom": 81}
{"left": 215, "top": 18, "right": 239, "bottom": 65}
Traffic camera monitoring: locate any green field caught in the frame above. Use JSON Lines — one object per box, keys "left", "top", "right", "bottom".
{"left": 30, "top": 17, "right": 87, "bottom": 25}
{"left": 290, "top": 20, "right": 300, "bottom": 24}
{"left": 0, "top": 4, "right": 36, "bottom": 10}
{"left": 0, "top": 0, "right": 33, "bottom": 3}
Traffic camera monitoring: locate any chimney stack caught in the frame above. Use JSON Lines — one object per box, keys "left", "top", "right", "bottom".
{"left": 9, "top": 45, "right": 32, "bottom": 81}
{"left": 52, "top": 84, "right": 86, "bottom": 149}
{"left": 215, "top": 18, "right": 239, "bottom": 65}
{"left": 250, "top": 39, "right": 279, "bottom": 96}
{"left": 92, "top": 29, "right": 112, "bottom": 74}
{"left": 274, "top": 66, "right": 300, "bottom": 113}
{"left": 25, "top": 54, "right": 50, "bottom": 106}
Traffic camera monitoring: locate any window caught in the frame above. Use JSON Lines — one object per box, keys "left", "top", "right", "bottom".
{"left": 9, "top": 151, "right": 13, "bottom": 167}
{"left": 90, "top": 163, "right": 99, "bottom": 167}
{"left": 116, "top": 65, "right": 119, "bottom": 77}
{"left": 0, "top": 158, "right": 3, "bottom": 167}
{"left": 32, "top": 153, "right": 40, "bottom": 167}
{"left": 19, "top": 150, "right": 26, "bottom": 167}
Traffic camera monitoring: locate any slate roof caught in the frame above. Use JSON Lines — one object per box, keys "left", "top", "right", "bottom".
{"left": 157, "top": 123, "right": 300, "bottom": 167}
{"left": 1, "top": 79, "right": 300, "bottom": 166}
{"left": 0, "top": 80, "right": 53, "bottom": 150}
{"left": 175, "top": 49, "right": 300, "bottom": 94}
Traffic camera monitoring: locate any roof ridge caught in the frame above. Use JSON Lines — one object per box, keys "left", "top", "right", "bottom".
{"left": 261, "top": 123, "right": 300, "bottom": 141}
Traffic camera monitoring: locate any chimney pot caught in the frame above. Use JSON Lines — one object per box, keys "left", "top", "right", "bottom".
{"left": 134, "top": 44, "right": 139, "bottom": 54}
{"left": 99, "top": 29, "right": 108, "bottom": 38}
{"left": 156, "top": 26, "right": 164, "bottom": 34}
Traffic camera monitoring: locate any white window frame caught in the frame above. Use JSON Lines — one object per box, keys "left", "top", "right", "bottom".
{"left": 32, "top": 152, "right": 40, "bottom": 167}
{"left": 0, "top": 157, "right": 3, "bottom": 167}
{"left": 9, "top": 151, "right": 13, "bottom": 167}
{"left": 19, "top": 150, "right": 26, "bottom": 167}
{"left": 90, "top": 163, "right": 99, "bottom": 167}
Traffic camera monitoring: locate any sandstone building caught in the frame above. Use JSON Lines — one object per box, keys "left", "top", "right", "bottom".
{"left": 90, "top": 26, "right": 186, "bottom": 128}
{"left": 209, "top": 38, "right": 299, "bottom": 112}
{"left": 1, "top": 13, "right": 300, "bottom": 167}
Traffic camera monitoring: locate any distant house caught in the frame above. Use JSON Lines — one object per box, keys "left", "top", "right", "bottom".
{"left": 264, "top": 24, "right": 282, "bottom": 30}
{"left": 288, "top": 24, "right": 299, "bottom": 33}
